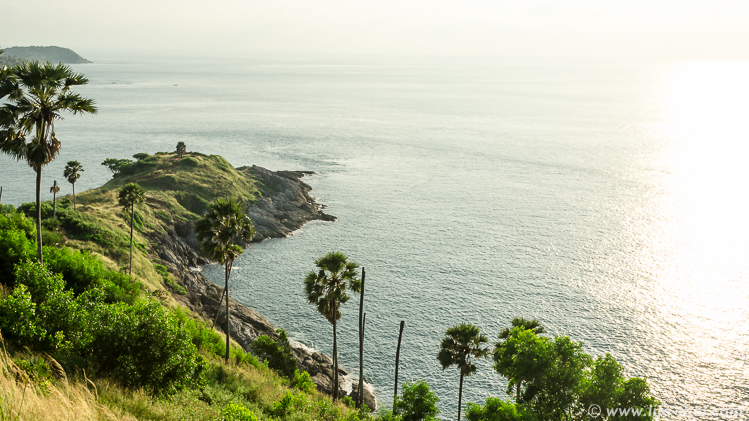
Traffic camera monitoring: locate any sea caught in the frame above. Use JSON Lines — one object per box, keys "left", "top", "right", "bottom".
{"left": 1, "top": 53, "right": 748, "bottom": 420}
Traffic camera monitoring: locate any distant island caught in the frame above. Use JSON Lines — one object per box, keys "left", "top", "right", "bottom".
{"left": 0, "top": 46, "right": 91, "bottom": 64}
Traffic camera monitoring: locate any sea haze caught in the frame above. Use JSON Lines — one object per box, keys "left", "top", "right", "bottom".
{"left": 2, "top": 55, "right": 747, "bottom": 419}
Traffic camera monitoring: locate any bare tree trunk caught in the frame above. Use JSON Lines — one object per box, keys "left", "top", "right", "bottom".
{"left": 225, "top": 260, "right": 231, "bottom": 362}
{"left": 357, "top": 268, "right": 366, "bottom": 408}
{"left": 332, "top": 320, "right": 338, "bottom": 400}
{"left": 393, "top": 320, "right": 405, "bottom": 407}
{"left": 129, "top": 203, "right": 134, "bottom": 275}
{"left": 458, "top": 373, "right": 464, "bottom": 421}
{"left": 36, "top": 168, "right": 43, "bottom": 264}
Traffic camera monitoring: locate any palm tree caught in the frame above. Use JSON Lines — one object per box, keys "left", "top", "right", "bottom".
{"left": 118, "top": 183, "right": 145, "bottom": 275}
{"left": 49, "top": 180, "right": 60, "bottom": 218}
{"left": 63, "top": 160, "right": 84, "bottom": 211}
{"left": 498, "top": 317, "right": 546, "bottom": 340}
{"left": 195, "top": 197, "right": 255, "bottom": 362}
{"left": 0, "top": 61, "right": 96, "bottom": 263}
{"left": 304, "top": 251, "right": 361, "bottom": 400}
{"left": 437, "top": 323, "right": 489, "bottom": 421}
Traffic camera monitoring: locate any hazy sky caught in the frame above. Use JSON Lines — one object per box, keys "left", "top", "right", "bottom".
{"left": 2, "top": 0, "right": 748, "bottom": 59}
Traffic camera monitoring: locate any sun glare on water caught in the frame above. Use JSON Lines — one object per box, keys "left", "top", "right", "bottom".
{"left": 637, "top": 60, "right": 749, "bottom": 408}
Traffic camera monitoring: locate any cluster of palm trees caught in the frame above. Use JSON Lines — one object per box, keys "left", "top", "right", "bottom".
{"left": 0, "top": 61, "right": 97, "bottom": 264}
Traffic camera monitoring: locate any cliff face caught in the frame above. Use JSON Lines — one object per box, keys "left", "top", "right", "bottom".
{"left": 150, "top": 164, "right": 376, "bottom": 409}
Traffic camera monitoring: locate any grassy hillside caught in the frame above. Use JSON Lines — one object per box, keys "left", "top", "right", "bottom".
{"left": 31, "top": 152, "right": 260, "bottom": 295}
{"left": 0, "top": 151, "right": 378, "bottom": 421}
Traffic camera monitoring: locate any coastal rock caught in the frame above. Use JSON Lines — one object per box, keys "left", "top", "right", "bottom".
{"left": 347, "top": 380, "right": 378, "bottom": 412}
{"left": 237, "top": 165, "right": 336, "bottom": 241}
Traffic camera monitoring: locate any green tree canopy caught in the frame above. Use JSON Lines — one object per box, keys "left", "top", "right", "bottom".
{"left": 393, "top": 380, "right": 441, "bottom": 421}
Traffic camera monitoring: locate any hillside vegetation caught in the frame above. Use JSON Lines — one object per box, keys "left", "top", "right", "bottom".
{"left": 0, "top": 151, "right": 377, "bottom": 421}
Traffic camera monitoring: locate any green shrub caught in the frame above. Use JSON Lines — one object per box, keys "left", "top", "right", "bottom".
{"left": 393, "top": 380, "right": 440, "bottom": 421}
{"left": 176, "top": 308, "right": 261, "bottom": 368}
{"left": 1, "top": 261, "right": 205, "bottom": 395}
{"left": 218, "top": 403, "right": 259, "bottom": 421}
{"left": 292, "top": 369, "right": 316, "bottom": 393}
{"left": 465, "top": 398, "right": 531, "bottom": 421}
{"left": 179, "top": 157, "right": 199, "bottom": 168}
{"left": 250, "top": 329, "right": 297, "bottom": 379}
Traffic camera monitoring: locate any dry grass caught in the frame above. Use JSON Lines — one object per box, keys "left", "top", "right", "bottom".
{"left": 0, "top": 344, "right": 135, "bottom": 421}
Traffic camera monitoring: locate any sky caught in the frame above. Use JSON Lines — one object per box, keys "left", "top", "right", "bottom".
{"left": 2, "top": 0, "right": 748, "bottom": 59}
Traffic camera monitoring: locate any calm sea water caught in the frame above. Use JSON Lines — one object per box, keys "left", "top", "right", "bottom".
{"left": 2, "top": 55, "right": 748, "bottom": 420}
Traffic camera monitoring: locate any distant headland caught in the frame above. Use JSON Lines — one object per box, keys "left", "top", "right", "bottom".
{"left": 0, "top": 46, "right": 91, "bottom": 64}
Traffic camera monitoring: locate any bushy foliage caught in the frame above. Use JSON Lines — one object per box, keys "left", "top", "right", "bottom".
{"left": 292, "top": 369, "right": 316, "bottom": 393}
{"left": 176, "top": 308, "right": 261, "bottom": 368}
{"left": 102, "top": 158, "right": 135, "bottom": 177}
{"left": 250, "top": 329, "right": 298, "bottom": 378}
{"left": 465, "top": 398, "right": 532, "bottom": 421}
{"left": 393, "top": 380, "right": 440, "bottom": 421}
{"left": 81, "top": 298, "right": 207, "bottom": 394}
{"left": 0, "top": 260, "right": 206, "bottom": 395}
{"left": 493, "top": 326, "right": 659, "bottom": 421}
{"left": 0, "top": 210, "right": 139, "bottom": 303}
{"left": 218, "top": 403, "right": 260, "bottom": 421}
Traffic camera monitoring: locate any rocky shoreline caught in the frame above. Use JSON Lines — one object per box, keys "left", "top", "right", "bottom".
{"left": 150, "top": 165, "right": 376, "bottom": 409}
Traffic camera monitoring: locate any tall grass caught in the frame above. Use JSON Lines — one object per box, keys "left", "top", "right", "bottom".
{"left": 0, "top": 336, "right": 134, "bottom": 421}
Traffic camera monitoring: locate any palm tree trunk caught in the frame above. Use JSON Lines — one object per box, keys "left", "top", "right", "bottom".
{"left": 332, "top": 320, "right": 338, "bottom": 400}
{"left": 357, "top": 268, "right": 365, "bottom": 408}
{"left": 458, "top": 373, "right": 464, "bottom": 421}
{"left": 73, "top": 183, "right": 76, "bottom": 211}
{"left": 53, "top": 192, "right": 57, "bottom": 218}
{"left": 225, "top": 260, "right": 231, "bottom": 363}
{"left": 129, "top": 203, "right": 134, "bottom": 275}
{"left": 35, "top": 167, "right": 43, "bottom": 264}
{"left": 393, "top": 320, "right": 405, "bottom": 407}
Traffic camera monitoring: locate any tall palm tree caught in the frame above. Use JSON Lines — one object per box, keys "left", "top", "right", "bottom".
{"left": 49, "top": 180, "right": 60, "bottom": 218}
{"left": 63, "top": 160, "right": 84, "bottom": 211}
{"left": 195, "top": 197, "right": 255, "bottom": 362}
{"left": 118, "top": 183, "right": 145, "bottom": 276}
{"left": 498, "top": 317, "right": 546, "bottom": 340}
{"left": 437, "top": 323, "right": 489, "bottom": 421}
{"left": 0, "top": 61, "right": 96, "bottom": 263}
{"left": 304, "top": 251, "right": 361, "bottom": 400}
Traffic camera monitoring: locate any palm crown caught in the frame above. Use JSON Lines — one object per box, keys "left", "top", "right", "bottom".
{"left": 64, "top": 160, "right": 84, "bottom": 184}
{"left": 194, "top": 197, "right": 255, "bottom": 263}
{"left": 498, "top": 317, "right": 546, "bottom": 340}
{"left": 438, "top": 323, "right": 489, "bottom": 376}
{"left": 118, "top": 183, "right": 145, "bottom": 211}
{"left": 304, "top": 251, "right": 361, "bottom": 325}
{"left": 0, "top": 61, "right": 96, "bottom": 171}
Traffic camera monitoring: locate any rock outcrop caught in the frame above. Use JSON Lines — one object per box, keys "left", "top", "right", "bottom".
{"left": 150, "top": 166, "right": 376, "bottom": 408}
